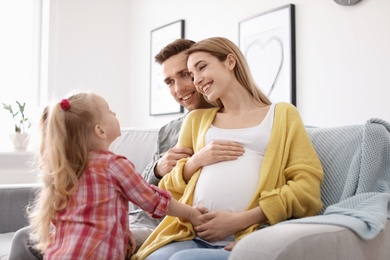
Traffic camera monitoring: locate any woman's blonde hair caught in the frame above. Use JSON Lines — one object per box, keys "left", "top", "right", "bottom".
{"left": 28, "top": 92, "right": 102, "bottom": 252}
{"left": 186, "top": 37, "right": 271, "bottom": 107}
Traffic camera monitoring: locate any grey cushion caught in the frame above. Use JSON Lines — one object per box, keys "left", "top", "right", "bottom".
{"left": 0, "top": 184, "right": 40, "bottom": 234}
{"left": 109, "top": 127, "right": 158, "bottom": 173}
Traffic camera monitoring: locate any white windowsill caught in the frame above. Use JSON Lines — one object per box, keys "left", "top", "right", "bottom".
{"left": 0, "top": 150, "right": 37, "bottom": 168}
{"left": 0, "top": 149, "right": 39, "bottom": 185}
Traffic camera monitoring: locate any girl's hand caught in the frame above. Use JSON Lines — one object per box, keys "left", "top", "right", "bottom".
{"left": 187, "top": 206, "right": 208, "bottom": 226}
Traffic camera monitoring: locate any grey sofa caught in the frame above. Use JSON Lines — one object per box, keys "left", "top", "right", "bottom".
{"left": 1, "top": 122, "right": 389, "bottom": 260}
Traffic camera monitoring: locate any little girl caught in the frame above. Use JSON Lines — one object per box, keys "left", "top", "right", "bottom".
{"left": 27, "top": 92, "right": 203, "bottom": 259}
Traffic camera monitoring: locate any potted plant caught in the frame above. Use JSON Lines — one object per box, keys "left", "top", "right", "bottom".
{"left": 2, "top": 101, "right": 32, "bottom": 150}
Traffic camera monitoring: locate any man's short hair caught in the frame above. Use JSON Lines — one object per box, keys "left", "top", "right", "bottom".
{"left": 154, "top": 39, "right": 195, "bottom": 64}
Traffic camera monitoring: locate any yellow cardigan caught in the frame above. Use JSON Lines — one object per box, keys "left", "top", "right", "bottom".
{"left": 132, "top": 102, "right": 323, "bottom": 260}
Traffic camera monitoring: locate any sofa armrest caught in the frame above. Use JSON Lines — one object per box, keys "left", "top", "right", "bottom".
{"left": 229, "top": 220, "right": 390, "bottom": 260}
{"left": 0, "top": 184, "right": 41, "bottom": 233}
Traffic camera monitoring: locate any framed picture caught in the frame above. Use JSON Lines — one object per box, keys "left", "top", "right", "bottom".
{"left": 150, "top": 20, "right": 185, "bottom": 115}
{"left": 239, "top": 4, "right": 296, "bottom": 105}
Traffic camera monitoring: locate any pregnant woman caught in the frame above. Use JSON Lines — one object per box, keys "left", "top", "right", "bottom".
{"left": 132, "top": 37, "right": 324, "bottom": 260}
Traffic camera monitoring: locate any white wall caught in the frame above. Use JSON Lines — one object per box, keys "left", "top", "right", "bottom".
{"left": 47, "top": 0, "right": 390, "bottom": 128}
{"left": 46, "top": 0, "right": 131, "bottom": 125}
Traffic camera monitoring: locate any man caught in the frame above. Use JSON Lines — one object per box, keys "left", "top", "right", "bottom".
{"left": 128, "top": 38, "right": 215, "bottom": 251}
{"left": 9, "top": 39, "right": 216, "bottom": 259}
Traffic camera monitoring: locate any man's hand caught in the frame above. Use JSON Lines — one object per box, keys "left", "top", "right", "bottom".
{"left": 154, "top": 147, "right": 193, "bottom": 178}
{"left": 126, "top": 230, "right": 136, "bottom": 258}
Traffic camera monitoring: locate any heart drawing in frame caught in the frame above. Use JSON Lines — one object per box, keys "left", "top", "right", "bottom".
{"left": 244, "top": 36, "right": 284, "bottom": 98}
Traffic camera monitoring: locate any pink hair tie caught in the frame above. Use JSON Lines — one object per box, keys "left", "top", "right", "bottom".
{"left": 60, "top": 99, "right": 71, "bottom": 111}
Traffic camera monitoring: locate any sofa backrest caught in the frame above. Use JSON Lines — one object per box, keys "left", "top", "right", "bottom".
{"left": 0, "top": 184, "right": 41, "bottom": 233}
{"left": 109, "top": 127, "right": 159, "bottom": 174}
{"left": 306, "top": 125, "right": 363, "bottom": 213}
{"left": 305, "top": 119, "right": 390, "bottom": 214}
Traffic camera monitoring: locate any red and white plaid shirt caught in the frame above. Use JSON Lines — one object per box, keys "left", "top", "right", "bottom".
{"left": 44, "top": 150, "right": 171, "bottom": 260}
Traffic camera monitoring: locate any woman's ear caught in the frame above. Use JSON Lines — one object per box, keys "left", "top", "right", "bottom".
{"left": 227, "top": 54, "right": 236, "bottom": 70}
{"left": 94, "top": 125, "right": 106, "bottom": 138}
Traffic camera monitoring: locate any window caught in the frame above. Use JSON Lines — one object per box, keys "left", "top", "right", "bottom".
{"left": 0, "top": 0, "right": 47, "bottom": 151}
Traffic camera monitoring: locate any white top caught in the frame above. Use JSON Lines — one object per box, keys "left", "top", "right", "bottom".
{"left": 193, "top": 103, "right": 275, "bottom": 245}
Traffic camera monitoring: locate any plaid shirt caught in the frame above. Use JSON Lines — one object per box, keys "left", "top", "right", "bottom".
{"left": 45, "top": 150, "right": 171, "bottom": 260}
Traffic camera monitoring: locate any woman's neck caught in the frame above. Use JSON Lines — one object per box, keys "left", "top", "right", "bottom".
{"left": 220, "top": 89, "right": 265, "bottom": 115}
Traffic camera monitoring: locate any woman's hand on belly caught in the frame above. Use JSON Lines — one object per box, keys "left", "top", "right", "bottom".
{"left": 194, "top": 211, "right": 239, "bottom": 242}
{"left": 193, "top": 140, "right": 245, "bottom": 167}
{"left": 193, "top": 207, "right": 266, "bottom": 242}
{"left": 183, "top": 140, "right": 244, "bottom": 182}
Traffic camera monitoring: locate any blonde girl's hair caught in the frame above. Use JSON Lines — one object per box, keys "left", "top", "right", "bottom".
{"left": 28, "top": 92, "right": 102, "bottom": 252}
{"left": 186, "top": 37, "right": 272, "bottom": 107}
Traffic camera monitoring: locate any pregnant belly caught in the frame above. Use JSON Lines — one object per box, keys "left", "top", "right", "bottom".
{"left": 193, "top": 149, "right": 263, "bottom": 212}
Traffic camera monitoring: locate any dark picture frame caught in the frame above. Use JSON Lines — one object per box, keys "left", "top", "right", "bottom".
{"left": 149, "top": 20, "right": 185, "bottom": 116}
{"left": 239, "top": 4, "right": 296, "bottom": 105}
